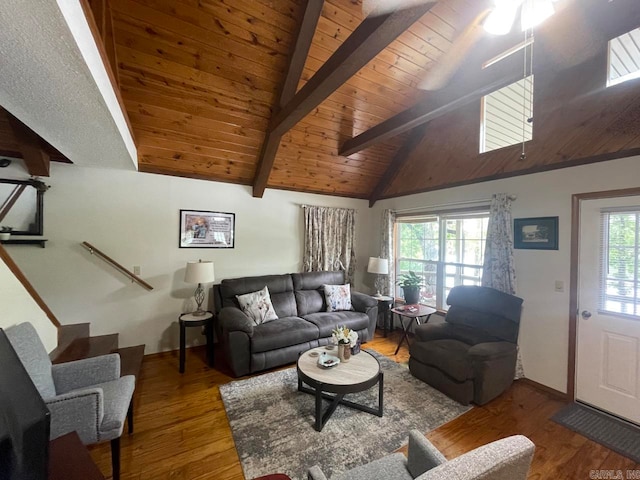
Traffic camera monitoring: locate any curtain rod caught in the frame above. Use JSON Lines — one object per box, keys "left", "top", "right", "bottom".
{"left": 393, "top": 195, "right": 517, "bottom": 213}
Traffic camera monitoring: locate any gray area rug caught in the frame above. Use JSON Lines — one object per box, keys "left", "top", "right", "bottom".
{"left": 552, "top": 403, "right": 640, "bottom": 463}
{"left": 220, "top": 350, "right": 471, "bottom": 480}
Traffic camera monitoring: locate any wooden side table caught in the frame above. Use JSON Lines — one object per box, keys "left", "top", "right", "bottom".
{"left": 390, "top": 304, "right": 436, "bottom": 355}
{"left": 179, "top": 311, "right": 214, "bottom": 373}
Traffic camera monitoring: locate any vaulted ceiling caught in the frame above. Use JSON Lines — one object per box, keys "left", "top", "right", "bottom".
{"left": 1, "top": 0, "right": 639, "bottom": 205}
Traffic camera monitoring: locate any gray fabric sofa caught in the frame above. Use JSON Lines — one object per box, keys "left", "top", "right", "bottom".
{"left": 409, "top": 285, "right": 523, "bottom": 405}
{"left": 214, "top": 271, "right": 378, "bottom": 377}
{"left": 308, "top": 430, "right": 535, "bottom": 480}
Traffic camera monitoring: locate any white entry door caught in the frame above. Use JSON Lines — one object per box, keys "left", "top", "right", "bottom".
{"left": 576, "top": 197, "right": 640, "bottom": 424}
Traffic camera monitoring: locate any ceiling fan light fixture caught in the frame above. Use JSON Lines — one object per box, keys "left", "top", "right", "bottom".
{"left": 483, "top": 4, "right": 519, "bottom": 35}
{"left": 520, "top": 0, "right": 555, "bottom": 31}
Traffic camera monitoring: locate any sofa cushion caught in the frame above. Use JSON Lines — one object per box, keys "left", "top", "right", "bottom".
{"left": 415, "top": 323, "right": 501, "bottom": 346}
{"left": 292, "top": 271, "right": 345, "bottom": 290}
{"left": 251, "top": 317, "right": 319, "bottom": 353}
{"left": 323, "top": 284, "right": 354, "bottom": 312}
{"left": 445, "top": 286, "right": 523, "bottom": 343}
{"left": 303, "top": 311, "right": 369, "bottom": 337}
{"left": 295, "top": 289, "right": 326, "bottom": 316}
{"left": 236, "top": 286, "right": 278, "bottom": 325}
{"left": 410, "top": 339, "right": 472, "bottom": 382}
{"left": 219, "top": 274, "right": 298, "bottom": 318}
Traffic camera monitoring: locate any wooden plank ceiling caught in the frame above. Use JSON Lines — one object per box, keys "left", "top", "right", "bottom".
{"left": 2, "top": 0, "right": 638, "bottom": 203}
{"left": 109, "top": 0, "right": 472, "bottom": 198}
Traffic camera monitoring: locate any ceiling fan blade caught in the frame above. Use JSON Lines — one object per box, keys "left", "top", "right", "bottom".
{"left": 418, "top": 9, "right": 491, "bottom": 91}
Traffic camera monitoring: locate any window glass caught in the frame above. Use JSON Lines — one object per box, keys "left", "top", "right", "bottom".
{"left": 600, "top": 211, "right": 640, "bottom": 317}
{"left": 396, "top": 213, "right": 489, "bottom": 309}
{"left": 608, "top": 28, "right": 640, "bottom": 87}
{"left": 481, "top": 75, "right": 533, "bottom": 153}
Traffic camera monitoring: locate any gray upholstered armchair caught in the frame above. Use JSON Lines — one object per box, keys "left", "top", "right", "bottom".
{"left": 409, "top": 285, "right": 524, "bottom": 405}
{"left": 5, "top": 322, "right": 135, "bottom": 480}
{"left": 308, "top": 430, "right": 535, "bottom": 480}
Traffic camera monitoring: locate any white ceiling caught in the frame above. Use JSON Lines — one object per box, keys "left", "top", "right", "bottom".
{"left": 0, "top": 0, "right": 136, "bottom": 171}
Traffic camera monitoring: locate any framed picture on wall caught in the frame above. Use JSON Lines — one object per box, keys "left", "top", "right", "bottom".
{"left": 514, "top": 217, "right": 558, "bottom": 250}
{"left": 179, "top": 210, "right": 235, "bottom": 248}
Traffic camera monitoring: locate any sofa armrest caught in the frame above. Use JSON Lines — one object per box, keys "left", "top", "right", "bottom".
{"left": 219, "top": 307, "right": 254, "bottom": 336}
{"left": 468, "top": 342, "right": 517, "bottom": 361}
{"left": 52, "top": 354, "right": 121, "bottom": 394}
{"left": 418, "top": 435, "right": 534, "bottom": 480}
{"left": 308, "top": 465, "right": 329, "bottom": 480}
{"left": 414, "top": 323, "right": 455, "bottom": 342}
{"left": 46, "top": 388, "right": 104, "bottom": 444}
{"left": 407, "top": 429, "right": 447, "bottom": 478}
{"left": 351, "top": 291, "right": 377, "bottom": 313}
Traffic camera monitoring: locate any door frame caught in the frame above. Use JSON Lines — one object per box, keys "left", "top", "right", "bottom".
{"left": 568, "top": 187, "right": 640, "bottom": 401}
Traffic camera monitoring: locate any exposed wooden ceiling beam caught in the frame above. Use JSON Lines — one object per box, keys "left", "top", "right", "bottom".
{"left": 6, "top": 112, "right": 51, "bottom": 177}
{"left": 342, "top": 0, "right": 640, "bottom": 158}
{"left": 253, "top": 1, "right": 436, "bottom": 198}
{"left": 252, "top": 0, "right": 324, "bottom": 199}
{"left": 340, "top": 47, "right": 528, "bottom": 157}
{"left": 369, "top": 124, "right": 428, "bottom": 207}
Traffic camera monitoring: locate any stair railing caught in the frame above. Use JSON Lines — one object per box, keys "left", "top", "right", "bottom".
{"left": 81, "top": 242, "right": 153, "bottom": 291}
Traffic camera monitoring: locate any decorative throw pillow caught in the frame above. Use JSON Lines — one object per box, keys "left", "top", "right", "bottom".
{"left": 236, "top": 286, "right": 278, "bottom": 325}
{"left": 323, "top": 284, "right": 354, "bottom": 312}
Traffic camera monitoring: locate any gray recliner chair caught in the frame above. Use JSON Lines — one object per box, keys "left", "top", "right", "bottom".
{"left": 409, "top": 285, "right": 524, "bottom": 405}
{"left": 308, "top": 430, "right": 535, "bottom": 480}
{"left": 5, "top": 322, "right": 135, "bottom": 480}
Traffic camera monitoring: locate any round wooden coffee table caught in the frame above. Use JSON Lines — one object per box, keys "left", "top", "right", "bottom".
{"left": 297, "top": 346, "right": 383, "bottom": 431}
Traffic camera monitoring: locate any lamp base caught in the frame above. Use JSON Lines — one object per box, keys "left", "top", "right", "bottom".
{"left": 192, "top": 309, "right": 207, "bottom": 316}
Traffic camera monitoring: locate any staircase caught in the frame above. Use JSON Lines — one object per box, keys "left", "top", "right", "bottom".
{"left": 51, "top": 323, "right": 145, "bottom": 380}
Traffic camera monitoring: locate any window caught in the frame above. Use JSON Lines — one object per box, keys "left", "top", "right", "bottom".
{"left": 480, "top": 75, "right": 534, "bottom": 153}
{"left": 395, "top": 212, "right": 489, "bottom": 310}
{"left": 600, "top": 210, "right": 640, "bottom": 317}
{"left": 607, "top": 28, "right": 640, "bottom": 87}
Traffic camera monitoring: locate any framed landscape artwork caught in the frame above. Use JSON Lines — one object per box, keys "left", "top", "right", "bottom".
{"left": 514, "top": 217, "right": 559, "bottom": 250}
{"left": 179, "top": 210, "right": 235, "bottom": 248}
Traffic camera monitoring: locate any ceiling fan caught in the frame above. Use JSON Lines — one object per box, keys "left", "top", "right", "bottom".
{"left": 363, "top": 0, "right": 599, "bottom": 91}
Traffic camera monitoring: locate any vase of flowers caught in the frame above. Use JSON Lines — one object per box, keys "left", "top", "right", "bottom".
{"left": 332, "top": 325, "right": 358, "bottom": 363}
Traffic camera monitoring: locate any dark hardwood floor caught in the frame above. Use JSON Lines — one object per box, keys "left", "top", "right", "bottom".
{"left": 88, "top": 329, "right": 640, "bottom": 479}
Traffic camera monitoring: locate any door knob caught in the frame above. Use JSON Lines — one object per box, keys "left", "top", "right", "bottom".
{"left": 581, "top": 310, "right": 592, "bottom": 320}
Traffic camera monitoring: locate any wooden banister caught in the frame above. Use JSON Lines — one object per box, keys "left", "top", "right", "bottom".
{"left": 0, "top": 243, "right": 61, "bottom": 327}
{"left": 81, "top": 242, "right": 153, "bottom": 291}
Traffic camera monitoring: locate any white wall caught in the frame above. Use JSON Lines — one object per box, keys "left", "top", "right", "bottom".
{"left": 0, "top": 256, "right": 58, "bottom": 352}
{"left": 2, "top": 162, "right": 370, "bottom": 354}
{"left": 368, "top": 155, "right": 640, "bottom": 393}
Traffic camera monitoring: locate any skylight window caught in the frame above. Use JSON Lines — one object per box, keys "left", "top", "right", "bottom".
{"left": 608, "top": 28, "right": 640, "bottom": 87}
{"left": 480, "top": 75, "right": 534, "bottom": 154}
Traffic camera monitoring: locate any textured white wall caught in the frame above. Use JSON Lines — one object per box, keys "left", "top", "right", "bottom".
{"left": 0, "top": 257, "right": 58, "bottom": 352}
{"left": 368, "top": 155, "right": 640, "bottom": 393}
{"left": 3, "top": 162, "right": 370, "bottom": 354}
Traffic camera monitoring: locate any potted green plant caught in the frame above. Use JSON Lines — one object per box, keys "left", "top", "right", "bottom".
{"left": 396, "top": 271, "right": 423, "bottom": 305}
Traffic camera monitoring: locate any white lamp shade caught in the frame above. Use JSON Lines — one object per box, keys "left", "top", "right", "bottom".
{"left": 184, "top": 261, "right": 215, "bottom": 284}
{"left": 367, "top": 257, "right": 389, "bottom": 275}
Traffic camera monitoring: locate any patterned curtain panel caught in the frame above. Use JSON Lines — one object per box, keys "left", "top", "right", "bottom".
{"left": 381, "top": 209, "right": 396, "bottom": 296}
{"left": 482, "top": 193, "right": 517, "bottom": 295}
{"left": 481, "top": 193, "right": 524, "bottom": 378}
{"left": 302, "top": 206, "right": 356, "bottom": 283}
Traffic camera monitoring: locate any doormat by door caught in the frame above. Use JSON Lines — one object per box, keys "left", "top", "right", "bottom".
{"left": 551, "top": 403, "right": 640, "bottom": 463}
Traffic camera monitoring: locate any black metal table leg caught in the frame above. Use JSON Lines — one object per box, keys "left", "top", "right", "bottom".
{"left": 179, "top": 321, "right": 186, "bottom": 373}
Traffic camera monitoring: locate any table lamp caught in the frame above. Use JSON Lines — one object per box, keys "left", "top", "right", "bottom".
{"left": 184, "top": 260, "right": 215, "bottom": 316}
{"left": 367, "top": 257, "right": 389, "bottom": 297}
